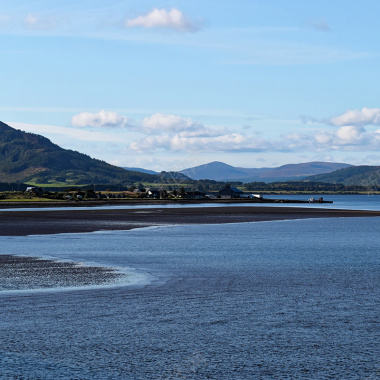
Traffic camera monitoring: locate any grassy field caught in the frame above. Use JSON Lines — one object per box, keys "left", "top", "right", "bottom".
{"left": 26, "top": 181, "right": 87, "bottom": 188}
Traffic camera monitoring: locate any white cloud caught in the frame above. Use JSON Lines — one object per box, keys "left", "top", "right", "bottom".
{"left": 127, "top": 112, "right": 268, "bottom": 153}
{"left": 71, "top": 110, "right": 129, "bottom": 128}
{"left": 315, "top": 131, "right": 333, "bottom": 144}
{"left": 286, "top": 125, "right": 380, "bottom": 151}
{"left": 335, "top": 125, "right": 365, "bottom": 144}
{"left": 130, "top": 135, "right": 170, "bottom": 152}
{"left": 282, "top": 126, "right": 368, "bottom": 151}
{"left": 331, "top": 107, "right": 380, "bottom": 127}
{"left": 125, "top": 8, "right": 198, "bottom": 32}
{"left": 141, "top": 113, "right": 203, "bottom": 134}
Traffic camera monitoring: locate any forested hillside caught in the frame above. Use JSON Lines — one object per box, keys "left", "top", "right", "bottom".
{"left": 0, "top": 121, "right": 158, "bottom": 185}
{"left": 305, "top": 166, "right": 380, "bottom": 187}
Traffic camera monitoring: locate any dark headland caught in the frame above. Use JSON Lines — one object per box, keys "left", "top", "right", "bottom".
{"left": 1, "top": 205, "right": 380, "bottom": 236}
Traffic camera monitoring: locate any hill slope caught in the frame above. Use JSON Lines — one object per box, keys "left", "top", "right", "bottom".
{"left": 258, "top": 162, "right": 352, "bottom": 181}
{"left": 304, "top": 166, "right": 380, "bottom": 186}
{"left": 181, "top": 161, "right": 351, "bottom": 182}
{"left": 0, "top": 121, "right": 158, "bottom": 185}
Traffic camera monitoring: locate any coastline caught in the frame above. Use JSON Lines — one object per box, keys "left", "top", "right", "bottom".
{"left": 1, "top": 205, "right": 380, "bottom": 236}
{"left": 0, "top": 199, "right": 307, "bottom": 209}
{"left": 0, "top": 196, "right": 335, "bottom": 209}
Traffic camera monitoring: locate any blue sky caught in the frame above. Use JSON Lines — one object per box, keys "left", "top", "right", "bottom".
{"left": 2, "top": 0, "right": 380, "bottom": 171}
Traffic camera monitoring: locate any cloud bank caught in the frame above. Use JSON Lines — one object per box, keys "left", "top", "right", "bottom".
{"left": 68, "top": 109, "right": 380, "bottom": 154}
{"left": 125, "top": 8, "right": 199, "bottom": 32}
{"left": 331, "top": 107, "right": 380, "bottom": 127}
{"left": 128, "top": 124, "right": 380, "bottom": 154}
{"left": 129, "top": 133, "right": 268, "bottom": 153}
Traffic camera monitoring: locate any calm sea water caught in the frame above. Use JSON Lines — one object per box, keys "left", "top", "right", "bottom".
{"left": 1, "top": 210, "right": 380, "bottom": 379}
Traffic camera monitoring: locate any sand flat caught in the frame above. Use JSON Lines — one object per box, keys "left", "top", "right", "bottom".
{"left": 1, "top": 205, "right": 380, "bottom": 236}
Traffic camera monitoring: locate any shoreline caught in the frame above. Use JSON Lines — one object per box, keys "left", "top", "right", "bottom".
{"left": 1, "top": 205, "right": 380, "bottom": 236}
{"left": 0, "top": 197, "right": 334, "bottom": 209}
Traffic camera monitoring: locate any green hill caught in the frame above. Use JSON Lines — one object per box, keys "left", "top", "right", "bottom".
{"left": 304, "top": 165, "right": 380, "bottom": 186}
{"left": 0, "top": 121, "right": 158, "bottom": 186}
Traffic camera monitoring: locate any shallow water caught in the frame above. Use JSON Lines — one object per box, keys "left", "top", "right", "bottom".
{"left": 1, "top": 217, "right": 380, "bottom": 378}
{"left": 0, "top": 255, "right": 132, "bottom": 293}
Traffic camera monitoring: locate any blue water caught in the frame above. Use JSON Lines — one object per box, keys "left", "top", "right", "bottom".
{"left": 1, "top": 216, "right": 380, "bottom": 379}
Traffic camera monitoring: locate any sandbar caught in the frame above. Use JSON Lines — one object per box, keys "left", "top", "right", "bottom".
{"left": 1, "top": 205, "right": 380, "bottom": 236}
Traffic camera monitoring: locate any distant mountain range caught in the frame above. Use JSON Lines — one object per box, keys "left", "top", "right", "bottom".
{"left": 180, "top": 161, "right": 352, "bottom": 183}
{"left": 2, "top": 120, "right": 380, "bottom": 187}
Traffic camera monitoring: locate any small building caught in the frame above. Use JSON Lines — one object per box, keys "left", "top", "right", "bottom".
{"left": 26, "top": 186, "right": 43, "bottom": 195}
{"left": 186, "top": 191, "right": 206, "bottom": 199}
{"left": 218, "top": 185, "right": 244, "bottom": 199}
{"left": 147, "top": 189, "right": 160, "bottom": 198}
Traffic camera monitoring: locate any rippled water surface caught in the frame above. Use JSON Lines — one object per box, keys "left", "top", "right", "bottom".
{"left": 1, "top": 217, "right": 380, "bottom": 379}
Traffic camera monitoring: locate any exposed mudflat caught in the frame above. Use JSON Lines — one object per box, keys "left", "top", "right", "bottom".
{"left": 0, "top": 255, "right": 127, "bottom": 291}
{"left": 1, "top": 205, "right": 380, "bottom": 236}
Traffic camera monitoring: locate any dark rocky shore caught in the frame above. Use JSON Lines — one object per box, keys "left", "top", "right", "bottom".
{"left": 1, "top": 205, "right": 380, "bottom": 236}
